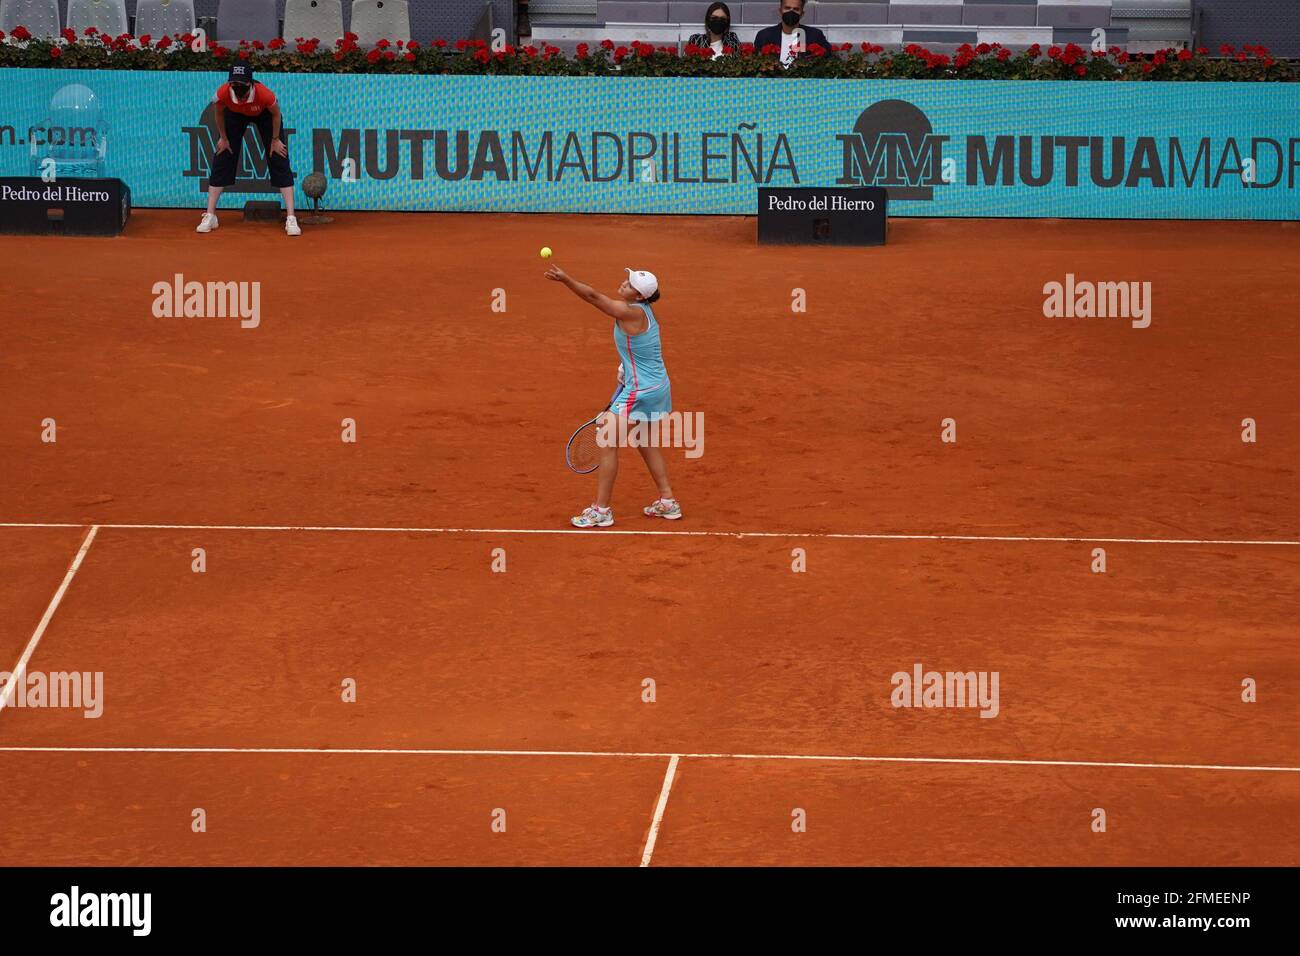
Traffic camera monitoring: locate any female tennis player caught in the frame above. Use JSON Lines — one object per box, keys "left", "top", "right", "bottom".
{"left": 544, "top": 264, "right": 681, "bottom": 528}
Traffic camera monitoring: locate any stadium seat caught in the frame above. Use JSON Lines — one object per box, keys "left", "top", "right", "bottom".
{"left": 0, "top": 0, "right": 61, "bottom": 38}
{"left": 738, "top": 2, "right": 776, "bottom": 25}
{"left": 596, "top": 1, "right": 667, "bottom": 23}
{"left": 133, "top": 0, "right": 198, "bottom": 39}
{"left": 282, "top": 0, "right": 343, "bottom": 42}
{"left": 1036, "top": 0, "right": 1111, "bottom": 29}
{"left": 350, "top": 0, "right": 409, "bottom": 45}
{"left": 667, "top": 1, "right": 710, "bottom": 28}
{"left": 808, "top": 3, "right": 890, "bottom": 26}
{"left": 888, "top": 2, "right": 963, "bottom": 27}
{"left": 66, "top": 0, "right": 127, "bottom": 36}
{"left": 961, "top": 1, "right": 1037, "bottom": 27}
{"left": 215, "top": 0, "right": 278, "bottom": 43}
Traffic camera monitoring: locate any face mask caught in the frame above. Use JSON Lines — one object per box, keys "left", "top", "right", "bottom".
{"left": 231, "top": 84, "right": 250, "bottom": 97}
{"left": 782, "top": 9, "right": 801, "bottom": 26}
{"left": 708, "top": 16, "right": 729, "bottom": 34}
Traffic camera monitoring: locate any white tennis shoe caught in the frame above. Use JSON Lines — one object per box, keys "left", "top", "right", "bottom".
{"left": 643, "top": 498, "right": 682, "bottom": 520}
{"left": 285, "top": 215, "right": 301, "bottom": 237}
{"left": 571, "top": 505, "right": 614, "bottom": 528}
{"left": 196, "top": 213, "right": 218, "bottom": 233}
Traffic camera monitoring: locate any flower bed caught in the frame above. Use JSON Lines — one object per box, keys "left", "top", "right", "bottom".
{"left": 0, "top": 28, "right": 1292, "bottom": 81}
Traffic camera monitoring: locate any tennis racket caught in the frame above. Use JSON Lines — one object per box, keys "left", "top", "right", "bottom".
{"left": 566, "top": 382, "right": 623, "bottom": 474}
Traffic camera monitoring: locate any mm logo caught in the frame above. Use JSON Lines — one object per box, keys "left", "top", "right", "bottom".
{"left": 835, "top": 99, "right": 949, "bottom": 200}
{"left": 182, "top": 105, "right": 295, "bottom": 193}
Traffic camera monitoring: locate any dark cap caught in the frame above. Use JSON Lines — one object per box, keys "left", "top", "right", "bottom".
{"left": 227, "top": 63, "right": 254, "bottom": 86}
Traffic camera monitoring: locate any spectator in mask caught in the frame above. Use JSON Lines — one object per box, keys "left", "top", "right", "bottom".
{"left": 753, "top": 0, "right": 829, "bottom": 67}
{"left": 687, "top": 2, "right": 741, "bottom": 58}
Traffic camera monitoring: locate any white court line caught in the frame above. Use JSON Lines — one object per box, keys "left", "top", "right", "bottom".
{"left": 1, "top": 522, "right": 1297, "bottom": 547}
{"left": 0, "top": 745, "right": 1295, "bottom": 774}
{"left": 0, "top": 525, "right": 99, "bottom": 714}
{"left": 639, "top": 754, "right": 681, "bottom": 867}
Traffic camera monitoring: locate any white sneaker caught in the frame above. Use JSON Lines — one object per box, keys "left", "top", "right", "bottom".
{"left": 285, "top": 215, "right": 301, "bottom": 237}
{"left": 571, "top": 505, "right": 614, "bottom": 529}
{"left": 643, "top": 498, "right": 682, "bottom": 520}
{"left": 196, "top": 213, "right": 218, "bottom": 233}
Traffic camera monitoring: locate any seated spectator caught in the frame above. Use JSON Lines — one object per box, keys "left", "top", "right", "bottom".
{"left": 687, "top": 2, "right": 741, "bottom": 58}
{"left": 753, "top": 0, "right": 829, "bottom": 66}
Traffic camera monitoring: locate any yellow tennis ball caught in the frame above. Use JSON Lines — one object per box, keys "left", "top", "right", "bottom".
{"left": 540, "top": 247, "right": 552, "bottom": 259}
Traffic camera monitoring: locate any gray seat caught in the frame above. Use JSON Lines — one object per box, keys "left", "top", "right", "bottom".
{"left": 67, "top": 0, "right": 126, "bottom": 34}
{"left": 597, "top": 0, "right": 667, "bottom": 22}
{"left": 739, "top": 2, "right": 779, "bottom": 25}
{"left": 0, "top": 0, "right": 61, "bottom": 37}
{"left": 350, "top": 0, "right": 408, "bottom": 45}
{"left": 962, "top": 1, "right": 1036, "bottom": 27}
{"left": 888, "top": 3, "right": 963, "bottom": 27}
{"left": 809, "top": 3, "right": 889, "bottom": 26}
{"left": 215, "top": 0, "right": 278, "bottom": 43}
{"left": 1037, "top": 2, "right": 1111, "bottom": 28}
{"left": 668, "top": 1, "right": 710, "bottom": 26}
{"left": 133, "top": 0, "right": 198, "bottom": 38}
{"left": 282, "top": 0, "right": 342, "bottom": 41}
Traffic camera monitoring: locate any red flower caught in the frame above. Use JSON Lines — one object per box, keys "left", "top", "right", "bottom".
{"left": 1074, "top": 64, "right": 1086, "bottom": 76}
{"left": 1117, "top": 52, "right": 1129, "bottom": 64}
{"left": 976, "top": 42, "right": 990, "bottom": 55}
{"left": 760, "top": 42, "right": 778, "bottom": 56}
{"left": 1141, "top": 62, "right": 1153, "bottom": 73}
{"left": 600, "top": 39, "right": 614, "bottom": 50}
{"left": 1176, "top": 49, "right": 1191, "bottom": 61}
{"left": 473, "top": 48, "right": 490, "bottom": 63}
{"left": 376, "top": 38, "right": 390, "bottom": 49}
{"left": 997, "top": 48, "right": 1011, "bottom": 62}
{"left": 0, "top": 30, "right": 7, "bottom": 41}
{"left": 613, "top": 45, "right": 627, "bottom": 63}
{"left": 1026, "top": 43, "right": 1041, "bottom": 58}
{"left": 904, "top": 43, "right": 923, "bottom": 56}
{"left": 383, "top": 49, "right": 396, "bottom": 60}
{"left": 576, "top": 42, "right": 588, "bottom": 57}
{"left": 407, "top": 40, "right": 420, "bottom": 51}
{"left": 434, "top": 39, "right": 446, "bottom": 48}
{"left": 366, "top": 48, "right": 381, "bottom": 63}
{"left": 455, "top": 38, "right": 469, "bottom": 50}
{"left": 11, "top": 25, "right": 31, "bottom": 40}
{"left": 1195, "top": 46, "right": 1207, "bottom": 55}
{"left": 84, "top": 26, "right": 97, "bottom": 35}
{"left": 741, "top": 42, "right": 754, "bottom": 54}
{"left": 1219, "top": 44, "right": 1233, "bottom": 55}
{"left": 269, "top": 37, "right": 286, "bottom": 50}
{"left": 213, "top": 45, "right": 229, "bottom": 59}
{"left": 1152, "top": 51, "right": 1166, "bottom": 65}
{"left": 61, "top": 27, "right": 76, "bottom": 42}
{"left": 157, "top": 35, "right": 172, "bottom": 49}
{"left": 404, "top": 51, "right": 415, "bottom": 62}
{"left": 1234, "top": 51, "right": 1247, "bottom": 62}
{"left": 807, "top": 42, "right": 826, "bottom": 57}
{"left": 1047, "top": 45, "right": 1062, "bottom": 59}
{"left": 238, "top": 49, "right": 250, "bottom": 59}
{"left": 50, "top": 45, "right": 63, "bottom": 58}
{"left": 251, "top": 39, "right": 264, "bottom": 50}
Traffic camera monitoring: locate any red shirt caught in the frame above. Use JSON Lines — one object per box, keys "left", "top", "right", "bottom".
{"left": 214, "top": 81, "right": 276, "bottom": 117}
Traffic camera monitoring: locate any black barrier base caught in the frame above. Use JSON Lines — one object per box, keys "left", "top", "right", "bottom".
{"left": 0, "top": 177, "right": 130, "bottom": 236}
{"left": 758, "top": 186, "right": 887, "bottom": 246}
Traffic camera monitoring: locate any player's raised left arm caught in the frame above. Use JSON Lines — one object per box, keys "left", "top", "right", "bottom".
{"left": 544, "top": 266, "right": 638, "bottom": 321}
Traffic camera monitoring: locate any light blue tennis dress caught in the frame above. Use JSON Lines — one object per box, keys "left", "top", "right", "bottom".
{"left": 610, "top": 302, "right": 672, "bottom": 422}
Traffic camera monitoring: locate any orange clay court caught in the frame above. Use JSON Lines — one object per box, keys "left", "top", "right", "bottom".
{"left": 0, "top": 210, "right": 1297, "bottom": 866}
